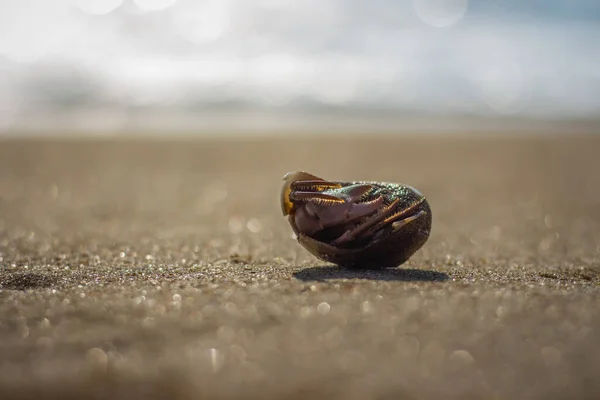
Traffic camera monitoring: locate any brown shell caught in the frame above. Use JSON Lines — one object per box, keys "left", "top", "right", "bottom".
{"left": 281, "top": 172, "right": 432, "bottom": 269}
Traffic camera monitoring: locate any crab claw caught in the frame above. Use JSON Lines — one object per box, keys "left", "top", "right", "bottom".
{"left": 280, "top": 171, "right": 341, "bottom": 216}
{"left": 294, "top": 194, "right": 385, "bottom": 236}
{"left": 280, "top": 171, "right": 385, "bottom": 237}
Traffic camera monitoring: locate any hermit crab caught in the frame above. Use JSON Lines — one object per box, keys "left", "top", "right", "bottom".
{"left": 281, "top": 171, "right": 431, "bottom": 269}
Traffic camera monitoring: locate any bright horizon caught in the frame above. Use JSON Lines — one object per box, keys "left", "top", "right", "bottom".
{"left": 1, "top": 0, "right": 599, "bottom": 134}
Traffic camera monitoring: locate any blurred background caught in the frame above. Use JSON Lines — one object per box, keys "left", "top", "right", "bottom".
{"left": 0, "top": 0, "right": 599, "bottom": 136}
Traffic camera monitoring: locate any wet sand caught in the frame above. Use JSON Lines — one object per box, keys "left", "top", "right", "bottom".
{"left": 1, "top": 134, "right": 599, "bottom": 399}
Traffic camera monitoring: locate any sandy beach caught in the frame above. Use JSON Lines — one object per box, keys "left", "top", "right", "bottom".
{"left": 1, "top": 133, "right": 599, "bottom": 399}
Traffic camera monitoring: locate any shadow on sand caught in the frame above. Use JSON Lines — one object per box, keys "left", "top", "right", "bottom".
{"left": 293, "top": 265, "right": 449, "bottom": 283}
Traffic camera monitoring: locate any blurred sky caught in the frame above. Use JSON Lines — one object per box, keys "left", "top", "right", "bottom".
{"left": 0, "top": 0, "right": 599, "bottom": 134}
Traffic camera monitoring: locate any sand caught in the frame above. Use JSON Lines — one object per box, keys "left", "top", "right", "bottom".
{"left": 1, "top": 134, "right": 599, "bottom": 399}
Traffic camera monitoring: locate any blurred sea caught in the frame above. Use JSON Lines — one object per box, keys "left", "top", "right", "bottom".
{"left": 1, "top": 0, "right": 599, "bottom": 135}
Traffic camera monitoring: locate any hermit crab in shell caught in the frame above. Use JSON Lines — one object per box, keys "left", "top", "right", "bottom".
{"left": 281, "top": 171, "right": 431, "bottom": 269}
